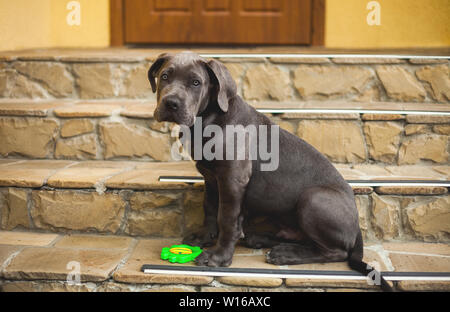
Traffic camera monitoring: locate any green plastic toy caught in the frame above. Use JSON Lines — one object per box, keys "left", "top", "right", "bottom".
{"left": 160, "top": 244, "right": 203, "bottom": 264}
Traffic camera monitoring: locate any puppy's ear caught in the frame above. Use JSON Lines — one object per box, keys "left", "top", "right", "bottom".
{"left": 148, "top": 53, "right": 172, "bottom": 93}
{"left": 204, "top": 59, "right": 237, "bottom": 113}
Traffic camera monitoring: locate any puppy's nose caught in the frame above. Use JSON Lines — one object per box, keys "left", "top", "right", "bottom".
{"left": 165, "top": 99, "right": 179, "bottom": 111}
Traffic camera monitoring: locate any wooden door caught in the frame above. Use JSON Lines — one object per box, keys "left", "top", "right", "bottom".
{"left": 121, "top": 0, "right": 313, "bottom": 45}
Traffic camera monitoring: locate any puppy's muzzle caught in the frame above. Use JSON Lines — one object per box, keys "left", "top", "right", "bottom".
{"left": 155, "top": 96, "right": 182, "bottom": 122}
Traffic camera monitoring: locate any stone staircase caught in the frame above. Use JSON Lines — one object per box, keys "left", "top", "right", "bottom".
{"left": 0, "top": 48, "right": 449, "bottom": 292}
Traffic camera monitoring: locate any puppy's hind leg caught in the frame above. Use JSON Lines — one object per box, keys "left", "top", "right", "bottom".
{"left": 266, "top": 242, "right": 347, "bottom": 265}
{"left": 266, "top": 186, "right": 357, "bottom": 265}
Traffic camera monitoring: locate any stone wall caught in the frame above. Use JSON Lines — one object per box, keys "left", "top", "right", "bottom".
{"left": 0, "top": 187, "right": 203, "bottom": 238}
{"left": 0, "top": 57, "right": 449, "bottom": 103}
{"left": 0, "top": 186, "right": 449, "bottom": 243}
{"left": 0, "top": 110, "right": 448, "bottom": 166}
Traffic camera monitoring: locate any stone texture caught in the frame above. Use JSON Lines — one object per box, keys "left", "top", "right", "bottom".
{"left": 223, "top": 63, "right": 245, "bottom": 84}
{"left": 129, "top": 191, "right": 180, "bottom": 211}
{"left": 398, "top": 134, "right": 448, "bottom": 164}
{"left": 0, "top": 160, "right": 73, "bottom": 187}
{"left": 297, "top": 120, "right": 366, "bottom": 163}
{"left": 0, "top": 117, "right": 58, "bottom": 158}
{"left": 389, "top": 253, "right": 450, "bottom": 272}
{"left": 113, "top": 239, "right": 213, "bottom": 285}
{"left": 385, "top": 165, "right": 446, "bottom": 180}
{"left": 54, "top": 235, "right": 132, "bottom": 250}
{"left": 433, "top": 125, "right": 450, "bottom": 135}
{"left": 355, "top": 195, "right": 370, "bottom": 240}
{"left": 397, "top": 281, "right": 450, "bottom": 291}
{"left": 370, "top": 193, "right": 400, "bottom": 240}
{"left": 0, "top": 69, "right": 47, "bottom": 98}
{"left": 148, "top": 120, "right": 172, "bottom": 133}
{"left": 281, "top": 112, "right": 360, "bottom": 120}
{"left": 404, "top": 124, "right": 430, "bottom": 136}
{"left": 432, "top": 166, "right": 450, "bottom": 177}
{"left": 416, "top": 65, "right": 450, "bottom": 102}
{"left": 73, "top": 64, "right": 115, "bottom": 99}
{"left": 31, "top": 190, "right": 126, "bottom": 233}
{"left": 0, "top": 68, "right": 7, "bottom": 96}
{"left": 125, "top": 208, "right": 182, "bottom": 237}
{"left": 0, "top": 280, "right": 95, "bottom": 292}
{"left": 406, "top": 115, "right": 450, "bottom": 124}
{"left": 46, "top": 167, "right": 124, "bottom": 189}
{"left": 351, "top": 164, "right": 393, "bottom": 179}
{"left": 120, "top": 104, "right": 155, "bottom": 119}
{"left": 100, "top": 122, "right": 172, "bottom": 161}
{"left": 0, "top": 245, "right": 23, "bottom": 267}
{"left": 0, "top": 102, "right": 65, "bottom": 117}
{"left": 55, "top": 134, "right": 97, "bottom": 160}
{"left": 183, "top": 190, "right": 205, "bottom": 233}
{"left": 376, "top": 66, "right": 426, "bottom": 101}
{"left": 13, "top": 62, "right": 73, "bottom": 97}
{"left": 363, "top": 121, "right": 403, "bottom": 163}
{"left": 375, "top": 186, "right": 448, "bottom": 195}
{"left": 201, "top": 286, "right": 248, "bottom": 292}
{"left": 293, "top": 66, "right": 372, "bottom": 99}
{"left": 3, "top": 247, "right": 127, "bottom": 282}
{"left": 352, "top": 186, "right": 373, "bottom": 195}
{"left": 0, "top": 188, "right": 30, "bottom": 230}
{"left": 404, "top": 196, "right": 450, "bottom": 241}
{"left": 121, "top": 64, "right": 153, "bottom": 98}
{"left": 285, "top": 278, "right": 375, "bottom": 289}
{"left": 361, "top": 113, "right": 405, "bottom": 121}
{"left": 0, "top": 281, "right": 39, "bottom": 292}
{"left": 0, "top": 231, "right": 58, "bottom": 246}
{"left": 270, "top": 57, "right": 331, "bottom": 64}
{"left": 54, "top": 104, "right": 119, "bottom": 117}
{"left": 60, "top": 119, "right": 94, "bottom": 138}
{"left": 383, "top": 242, "right": 450, "bottom": 256}
{"left": 243, "top": 64, "right": 291, "bottom": 101}
{"left": 332, "top": 58, "right": 405, "bottom": 64}
{"left": 409, "top": 58, "right": 448, "bottom": 64}
{"left": 355, "top": 84, "right": 381, "bottom": 102}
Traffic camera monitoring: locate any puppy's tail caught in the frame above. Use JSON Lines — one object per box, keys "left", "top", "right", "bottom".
{"left": 347, "top": 230, "right": 393, "bottom": 292}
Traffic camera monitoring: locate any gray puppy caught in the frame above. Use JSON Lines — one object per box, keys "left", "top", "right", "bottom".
{"left": 148, "top": 51, "right": 391, "bottom": 291}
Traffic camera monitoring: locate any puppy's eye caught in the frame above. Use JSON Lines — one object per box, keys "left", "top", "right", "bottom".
{"left": 193, "top": 79, "right": 200, "bottom": 86}
{"left": 161, "top": 74, "right": 168, "bottom": 80}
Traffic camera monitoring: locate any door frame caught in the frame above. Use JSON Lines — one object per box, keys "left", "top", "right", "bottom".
{"left": 110, "top": 0, "right": 325, "bottom": 46}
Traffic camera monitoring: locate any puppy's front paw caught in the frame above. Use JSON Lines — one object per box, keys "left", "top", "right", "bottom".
{"left": 195, "top": 246, "right": 233, "bottom": 267}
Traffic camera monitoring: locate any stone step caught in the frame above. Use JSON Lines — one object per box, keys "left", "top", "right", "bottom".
{"left": 0, "top": 99, "right": 449, "bottom": 165}
{"left": 1, "top": 230, "right": 449, "bottom": 292}
{"left": 0, "top": 48, "right": 448, "bottom": 104}
{"left": 0, "top": 159, "right": 448, "bottom": 243}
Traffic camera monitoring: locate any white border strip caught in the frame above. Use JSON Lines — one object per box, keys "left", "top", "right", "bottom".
{"left": 256, "top": 109, "right": 450, "bottom": 115}
{"left": 349, "top": 182, "right": 450, "bottom": 187}
{"left": 200, "top": 53, "right": 449, "bottom": 59}
{"left": 143, "top": 268, "right": 450, "bottom": 282}
{"left": 159, "top": 178, "right": 450, "bottom": 188}
{"left": 160, "top": 178, "right": 202, "bottom": 183}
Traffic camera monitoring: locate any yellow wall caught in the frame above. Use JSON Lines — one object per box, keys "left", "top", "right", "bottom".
{"left": 1, "top": 0, "right": 448, "bottom": 50}
{"left": 0, "top": 0, "right": 52, "bottom": 51}
{"left": 0, "top": 0, "right": 109, "bottom": 51}
{"left": 325, "top": 0, "right": 450, "bottom": 48}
